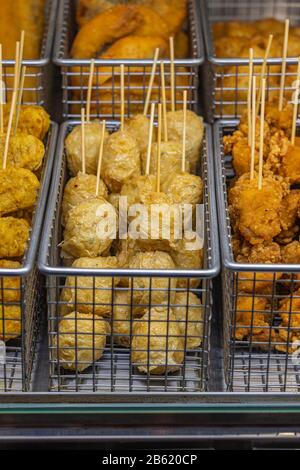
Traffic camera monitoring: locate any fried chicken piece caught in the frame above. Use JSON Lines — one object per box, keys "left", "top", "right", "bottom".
{"left": 276, "top": 289, "right": 300, "bottom": 353}
{"left": 214, "top": 36, "right": 248, "bottom": 58}
{"left": 275, "top": 190, "right": 300, "bottom": 244}
{"left": 229, "top": 173, "right": 286, "bottom": 245}
{"left": 255, "top": 18, "right": 285, "bottom": 35}
{"left": 278, "top": 143, "right": 300, "bottom": 184}
{"left": 0, "top": 132, "right": 45, "bottom": 172}
{"left": 0, "top": 167, "right": 40, "bottom": 216}
{"left": 0, "top": 217, "right": 30, "bottom": 258}
{"left": 265, "top": 102, "right": 293, "bottom": 135}
{"left": 235, "top": 295, "right": 274, "bottom": 344}
{"left": 225, "top": 21, "right": 258, "bottom": 39}
{"left": 279, "top": 242, "right": 300, "bottom": 292}
{"left": 3, "top": 105, "right": 50, "bottom": 140}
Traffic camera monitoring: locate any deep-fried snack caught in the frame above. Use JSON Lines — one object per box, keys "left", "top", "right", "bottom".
{"left": 141, "top": 141, "right": 190, "bottom": 180}
{"left": 132, "top": 306, "right": 184, "bottom": 374}
{"left": 0, "top": 167, "right": 40, "bottom": 216}
{"left": 124, "top": 114, "right": 156, "bottom": 154}
{"left": 102, "top": 130, "right": 141, "bottom": 193}
{"left": 3, "top": 105, "right": 50, "bottom": 140}
{"left": 276, "top": 190, "right": 300, "bottom": 244}
{"left": 235, "top": 295, "right": 273, "bottom": 343}
{"left": 0, "top": 133, "right": 45, "bottom": 172}
{"left": 0, "top": 217, "right": 30, "bottom": 258}
{"left": 174, "top": 31, "right": 189, "bottom": 58}
{"left": 276, "top": 289, "right": 300, "bottom": 353}
{"left": 62, "top": 172, "right": 108, "bottom": 225}
{"left": 170, "top": 232, "right": 204, "bottom": 289}
{"left": 161, "top": 171, "right": 203, "bottom": 207}
{"left": 120, "top": 174, "right": 156, "bottom": 208}
{"left": 0, "top": 305, "right": 21, "bottom": 342}
{"left": 111, "top": 289, "right": 133, "bottom": 348}
{"left": 278, "top": 143, "right": 300, "bottom": 184}
{"left": 172, "top": 291, "right": 203, "bottom": 349}
{"left": 53, "top": 312, "right": 110, "bottom": 372}
{"left": 0, "top": 260, "right": 21, "bottom": 303}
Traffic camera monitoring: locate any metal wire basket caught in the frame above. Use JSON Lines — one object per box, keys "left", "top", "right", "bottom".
{"left": 201, "top": 0, "right": 300, "bottom": 122}
{"left": 0, "top": 122, "right": 58, "bottom": 392}
{"left": 53, "top": 0, "right": 204, "bottom": 120}
{"left": 1, "top": 0, "right": 57, "bottom": 110}
{"left": 215, "top": 119, "right": 300, "bottom": 393}
{"left": 38, "top": 121, "right": 219, "bottom": 393}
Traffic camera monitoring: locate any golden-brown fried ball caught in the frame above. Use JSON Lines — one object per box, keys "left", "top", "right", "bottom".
{"left": 120, "top": 174, "right": 156, "bottom": 208}
{"left": 141, "top": 141, "right": 190, "bottom": 180}
{"left": 235, "top": 295, "right": 273, "bottom": 343}
{"left": 124, "top": 114, "right": 156, "bottom": 155}
{"left": 0, "top": 217, "right": 30, "bottom": 258}
{"left": 172, "top": 291, "right": 203, "bottom": 349}
{"left": 53, "top": 312, "right": 110, "bottom": 372}
{"left": 111, "top": 289, "right": 133, "bottom": 348}
{"left": 131, "top": 306, "right": 184, "bottom": 375}
{"left": 0, "top": 260, "right": 21, "bottom": 302}
{"left": 0, "top": 132, "right": 45, "bottom": 172}
{"left": 0, "top": 167, "right": 40, "bottom": 216}
{"left": 102, "top": 130, "right": 141, "bottom": 193}
{"left": 3, "top": 105, "right": 50, "bottom": 140}
{"left": 161, "top": 171, "right": 203, "bottom": 207}
{"left": 170, "top": 232, "right": 204, "bottom": 289}
{"left": 0, "top": 305, "right": 21, "bottom": 342}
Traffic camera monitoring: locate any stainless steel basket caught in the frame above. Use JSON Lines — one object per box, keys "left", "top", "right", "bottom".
{"left": 38, "top": 121, "right": 219, "bottom": 393}
{"left": 0, "top": 122, "right": 58, "bottom": 392}
{"left": 215, "top": 119, "right": 300, "bottom": 393}
{"left": 53, "top": 0, "right": 204, "bottom": 120}
{"left": 201, "top": 0, "right": 300, "bottom": 122}
{"left": 1, "top": 0, "right": 58, "bottom": 110}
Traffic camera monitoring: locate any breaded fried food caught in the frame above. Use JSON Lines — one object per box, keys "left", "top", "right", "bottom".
{"left": 0, "top": 133, "right": 45, "bottom": 172}
{"left": 174, "top": 31, "right": 189, "bottom": 58}
{"left": 0, "top": 217, "right": 30, "bottom": 258}
{"left": 143, "top": 0, "right": 187, "bottom": 36}
{"left": 278, "top": 143, "right": 300, "bottom": 184}
{"left": 0, "top": 305, "right": 21, "bottom": 342}
{"left": 0, "top": 168, "right": 40, "bottom": 216}
{"left": 235, "top": 296, "right": 273, "bottom": 343}
{"left": 0, "top": 260, "right": 21, "bottom": 302}
{"left": 276, "top": 190, "right": 300, "bottom": 244}
{"left": 3, "top": 105, "right": 50, "bottom": 140}
{"left": 276, "top": 289, "right": 300, "bottom": 353}
{"left": 172, "top": 291, "right": 203, "bottom": 349}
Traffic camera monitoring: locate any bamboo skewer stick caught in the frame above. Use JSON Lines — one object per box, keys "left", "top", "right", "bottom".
{"left": 279, "top": 19, "right": 290, "bottom": 111}
{"left": 96, "top": 120, "right": 106, "bottom": 197}
{"left": 169, "top": 37, "right": 175, "bottom": 112}
{"left": 291, "top": 57, "right": 300, "bottom": 146}
{"left": 143, "top": 48, "right": 159, "bottom": 116}
{"left": 247, "top": 48, "right": 254, "bottom": 147}
{"left": 0, "top": 45, "right": 4, "bottom": 134}
{"left": 156, "top": 103, "right": 162, "bottom": 192}
{"left": 182, "top": 90, "right": 187, "bottom": 173}
{"left": 160, "top": 61, "right": 168, "bottom": 142}
{"left": 120, "top": 64, "right": 125, "bottom": 131}
{"left": 81, "top": 108, "right": 86, "bottom": 174}
{"left": 18, "top": 30, "right": 25, "bottom": 86}
{"left": 256, "top": 34, "right": 273, "bottom": 115}
{"left": 3, "top": 91, "right": 17, "bottom": 169}
{"left": 86, "top": 59, "right": 95, "bottom": 123}
{"left": 250, "top": 75, "right": 256, "bottom": 180}
{"left": 13, "top": 41, "right": 20, "bottom": 96}
{"left": 145, "top": 102, "right": 155, "bottom": 176}
{"left": 258, "top": 78, "right": 266, "bottom": 190}
{"left": 14, "top": 65, "right": 26, "bottom": 135}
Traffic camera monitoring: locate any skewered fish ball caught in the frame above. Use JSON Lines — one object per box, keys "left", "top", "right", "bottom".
{"left": 0, "top": 217, "right": 30, "bottom": 258}
{"left": 161, "top": 171, "right": 203, "bottom": 207}
{"left": 65, "top": 121, "right": 109, "bottom": 176}
{"left": 128, "top": 251, "right": 177, "bottom": 316}
{"left": 132, "top": 306, "right": 184, "bottom": 375}
{"left": 62, "top": 172, "right": 108, "bottom": 225}
{"left": 111, "top": 290, "right": 133, "bottom": 348}
{"left": 172, "top": 291, "right": 203, "bottom": 349}
{"left": 124, "top": 113, "right": 156, "bottom": 154}
{"left": 141, "top": 141, "right": 190, "bottom": 180}
{"left": 0, "top": 260, "right": 21, "bottom": 302}
{"left": 0, "top": 132, "right": 45, "bottom": 172}
{"left": 166, "top": 110, "right": 204, "bottom": 172}
{"left": 0, "top": 305, "right": 21, "bottom": 342}
{"left": 0, "top": 167, "right": 40, "bottom": 216}
{"left": 3, "top": 104, "right": 50, "bottom": 140}
{"left": 102, "top": 130, "right": 141, "bottom": 192}
{"left": 108, "top": 193, "right": 121, "bottom": 212}
{"left": 53, "top": 312, "right": 110, "bottom": 372}
{"left": 60, "top": 256, "right": 120, "bottom": 317}
{"left": 170, "top": 232, "right": 204, "bottom": 289}
{"left": 61, "top": 198, "right": 117, "bottom": 258}
{"left": 120, "top": 174, "right": 156, "bottom": 207}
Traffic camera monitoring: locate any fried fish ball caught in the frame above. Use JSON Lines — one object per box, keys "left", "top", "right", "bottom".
{"left": 235, "top": 296, "right": 274, "bottom": 344}
{"left": 161, "top": 172, "right": 203, "bottom": 207}
{"left": 61, "top": 198, "right": 117, "bottom": 258}
{"left": 0, "top": 167, "right": 40, "bottom": 216}
{"left": 128, "top": 251, "right": 177, "bottom": 316}
{"left": 120, "top": 174, "right": 156, "bottom": 208}
{"left": 166, "top": 110, "right": 204, "bottom": 172}
{"left": 0, "top": 217, "right": 30, "bottom": 258}
{"left": 214, "top": 36, "right": 248, "bottom": 58}
{"left": 124, "top": 114, "right": 156, "bottom": 154}
{"left": 3, "top": 105, "right": 50, "bottom": 140}
{"left": 108, "top": 193, "right": 121, "bottom": 212}
{"left": 0, "top": 305, "right": 21, "bottom": 342}
{"left": 111, "top": 290, "right": 133, "bottom": 348}
{"left": 65, "top": 121, "right": 109, "bottom": 176}
{"left": 141, "top": 141, "right": 190, "bottom": 181}
{"left": 60, "top": 256, "right": 119, "bottom": 317}
{"left": 62, "top": 172, "right": 108, "bottom": 225}
{"left": 53, "top": 312, "right": 110, "bottom": 372}
{"left": 102, "top": 130, "right": 141, "bottom": 193}
{"left": 132, "top": 306, "right": 184, "bottom": 375}
{"left": 0, "top": 132, "right": 45, "bottom": 172}
{"left": 172, "top": 291, "right": 203, "bottom": 349}
{"left": 0, "top": 260, "right": 21, "bottom": 302}
{"left": 174, "top": 30, "right": 189, "bottom": 58}
{"left": 225, "top": 21, "right": 257, "bottom": 38}
{"left": 170, "top": 232, "right": 204, "bottom": 289}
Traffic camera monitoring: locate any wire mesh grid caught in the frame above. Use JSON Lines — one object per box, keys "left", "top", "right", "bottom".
{"left": 201, "top": 0, "right": 300, "bottom": 122}
{"left": 0, "top": 123, "right": 57, "bottom": 392}
{"left": 215, "top": 120, "right": 300, "bottom": 392}
{"left": 53, "top": 0, "right": 203, "bottom": 120}
{"left": 0, "top": 0, "right": 57, "bottom": 107}
{"left": 39, "top": 121, "right": 218, "bottom": 393}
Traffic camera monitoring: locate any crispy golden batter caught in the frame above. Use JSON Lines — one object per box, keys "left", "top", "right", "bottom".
{"left": 120, "top": 174, "right": 156, "bottom": 208}
{"left": 174, "top": 30, "right": 189, "bottom": 58}
{"left": 111, "top": 289, "right": 133, "bottom": 348}
{"left": 141, "top": 141, "right": 190, "bottom": 181}
{"left": 265, "top": 102, "right": 293, "bottom": 135}
{"left": 132, "top": 306, "right": 184, "bottom": 375}
{"left": 170, "top": 232, "right": 204, "bottom": 289}
{"left": 235, "top": 296, "right": 273, "bottom": 343}
{"left": 0, "top": 132, "right": 45, "bottom": 172}
{"left": 0, "top": 260, "right": 21, "bottom": 303}
{"left": 124, "top": 114, "right": 156, "bottom": 154}
{"left": 0, "top": 167, "right": 40, "bottom": 216}
{"left": 143, "top": 0, "right": 187, "bottom": 36}
{"left": 162, "top": 172, "right": 203, "bottom": 207}
{"left": 53, "top": 312, "right": 110, "bottom": 372}
{"left": 172, "top": 291, "right": 203, "bottom": 349}
{"left": 0, "top": 305, "right": 21, "bottom": 342}
{"left": 276, "top": 190, "right": 300, "bottom": 244}
{"left": 278, "top": 144, "right": 300, "bottom": 184}
{"left": 276, "top": 290, "right": 300, "bottom": 353}
{"left": 3, "top": 105, "right": 50, "bottom": 140}
{"left": 0, "top": 217, "right": 30, "bottom": 258}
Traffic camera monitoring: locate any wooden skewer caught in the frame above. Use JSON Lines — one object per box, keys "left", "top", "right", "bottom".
{"left": 13, "top": 41, "right": 20, "bottom": 97}
{"left": 182, "top": 90, "right": 187, "bottom": 173}
{"left": 258, "top": 78, "right": 266, "bottom": 190}
{"left": 156, "top": 103, "right": 162, "bottom": 192}
{"left": 81, "top": 108, "right": 86, "bottom": 174}
{"left": 86, "top": 59, "right": 95, "bottom": 123}
{"left": 279, "top": 19, "right": 290, "bottom": 111}
{"left": 18, "top": 31, "right": 25, "bottom": 86}
{"left": 256, "top": 34, "right": 273, "bottom": 115}
{"left": 250, "top": 75, "right": 256, "bottom": 180}
{"left": 145, "top": 102, "right": 155, "bottom": 176}
{"left": 169, "top": 37, "right": 175, "bottom": 112}
{"left": 0, "top": 44, "right": 4, "bottom": 134}
{"left": 120, "top": 64, "right": 125, "bottom": 131}
{"left": 291, "top": 57, "right": 300, "bottom": 146}
{"left": 3, "top": 91, "right": 17, "bottom": 169}
{"left": 247, "top": 48, "right": 254, "bottom": 147}
{"left": 96, "top": 120, "right": 106, "bottom": 196}
{"left": 14, "top": 65, "right": 26, "bottom": 135}
{"left": 143, "top": 48, "right": 159, "bottom": 116}
{"left": 160, "top": 61, "right": 168, "bottom": 142}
